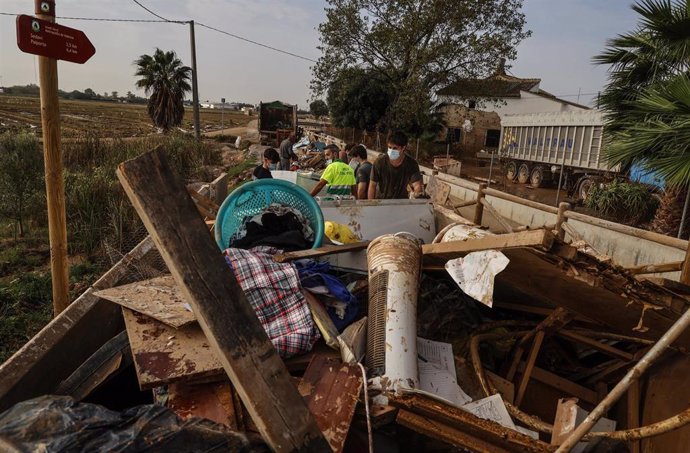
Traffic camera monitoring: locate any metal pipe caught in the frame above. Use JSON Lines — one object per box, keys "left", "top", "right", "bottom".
{"left": 555, "top": 306, "right": 690, "bottom": 452}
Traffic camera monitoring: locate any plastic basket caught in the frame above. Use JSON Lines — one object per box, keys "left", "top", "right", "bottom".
{"left": 215, "top": 179, "right": 324, "bottom": 250}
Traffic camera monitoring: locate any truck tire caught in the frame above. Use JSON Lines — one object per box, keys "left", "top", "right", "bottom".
{"left": 505, "top": 161, "right": 518, "bottom": 181}
{"left": 578, "top": 178, "right": 596, "bottom": 201}
{"left": 517, "top": 163, "right": 531, "bottom": 184}
{"left": 530, "top": 166, "right": 545, "bottom": 188}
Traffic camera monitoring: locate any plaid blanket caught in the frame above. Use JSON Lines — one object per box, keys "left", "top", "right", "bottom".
{"left": 223, "top": 246, "right": 319, "bottom": 358}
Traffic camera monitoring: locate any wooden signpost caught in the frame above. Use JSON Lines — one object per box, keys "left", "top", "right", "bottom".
{"left": 16, "top": 1, "right": 95, "bottom": 315}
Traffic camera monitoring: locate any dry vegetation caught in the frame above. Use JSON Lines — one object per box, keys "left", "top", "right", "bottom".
{"left": 0, "top": 95, "right": 252, "bottom": 138}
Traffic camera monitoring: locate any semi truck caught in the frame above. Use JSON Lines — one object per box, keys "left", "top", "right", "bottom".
{"left": 257, "top": 100, "right": 298, "bottom": 147}
{"left": 498, "top": 110, "right": 618, "bottom": 200}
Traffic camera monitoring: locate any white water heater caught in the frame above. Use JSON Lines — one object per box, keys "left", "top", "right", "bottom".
{"left": 366, "top": 233, "right": 422, "bottom": 392}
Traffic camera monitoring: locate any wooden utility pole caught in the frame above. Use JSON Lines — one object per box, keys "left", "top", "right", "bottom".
{"left": 189, "top": 20, "right": 201, "bottom": 140}
{"left": 36, "top": 0, "right": 70, "bottom": 315}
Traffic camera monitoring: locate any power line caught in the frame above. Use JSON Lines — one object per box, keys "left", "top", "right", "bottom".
{"left": 196, "top": 22, "right": 317, "bottom": 63}
{"left": 0, "top": 12, "right": 171, "bottom": 22}
{"left": 131, "top": 0, "right": 185, "bottom": 24}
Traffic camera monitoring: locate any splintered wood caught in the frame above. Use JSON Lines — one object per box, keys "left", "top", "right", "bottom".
{"left": 95, "top": 275, "right": 196, "bottom": 328}
{"left": 122, "top": 307, "right": 222, "bottom": 389}
{"left": 298, "top": 355, "right": 363, "bottom": 453}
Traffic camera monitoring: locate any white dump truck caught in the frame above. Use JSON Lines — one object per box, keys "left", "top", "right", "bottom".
{"left": 499, "top": 110, "right": 618, "bottom": 200}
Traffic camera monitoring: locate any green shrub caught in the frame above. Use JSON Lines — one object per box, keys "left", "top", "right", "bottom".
{"left": 585, "top": 180, "right": 659, "bottom": 224}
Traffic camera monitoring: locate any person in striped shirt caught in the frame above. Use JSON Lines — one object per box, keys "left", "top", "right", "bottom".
{"left": 310, "top": 144, "right": 356, "bottom": 197}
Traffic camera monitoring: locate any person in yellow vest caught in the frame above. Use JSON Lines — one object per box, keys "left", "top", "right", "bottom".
{"left": 309, "top": 144, "right": 356, "bottom": 197}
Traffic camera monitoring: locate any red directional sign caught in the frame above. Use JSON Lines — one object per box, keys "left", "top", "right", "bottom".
{"left": 16, "top": 15, "right": 95, "bottom": 64}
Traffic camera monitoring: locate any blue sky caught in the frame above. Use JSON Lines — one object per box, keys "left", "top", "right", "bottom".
{"left": 0, "top": 0, "right": 639, "bottom": 108}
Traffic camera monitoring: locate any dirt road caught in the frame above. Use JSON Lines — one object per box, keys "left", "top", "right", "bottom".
{"left": 205, "top": 119, "right": 259, "bottom": 142}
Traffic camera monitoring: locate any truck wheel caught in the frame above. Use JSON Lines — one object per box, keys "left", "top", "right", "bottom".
{"left": 578, "top": 178, "right": 596, "bottom": 201}
{"left": 517, "top": 163, "right": 531, "bottom": 184}
{"left": 505, "top": 161, "right": 518, "bottom": 181}
{"left": 530, "top": 166, "right": 545, "bottom": 188}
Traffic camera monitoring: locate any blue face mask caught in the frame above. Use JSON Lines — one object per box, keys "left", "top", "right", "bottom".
{"left": 387, "top": 147, "right": 401, "bottom": 160}
{"left": 268, "top": 163, "right": 278, "bottom": 170}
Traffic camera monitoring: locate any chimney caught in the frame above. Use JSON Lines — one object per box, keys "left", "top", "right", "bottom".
{"left": 495, "top": 57, "right": 507, "bottom": 76}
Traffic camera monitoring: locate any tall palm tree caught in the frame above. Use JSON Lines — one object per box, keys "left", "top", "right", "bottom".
{"left": 594, "top": 0, "right": 690, "bottom": 236}
{"left": 134, "top": 49, "right": 192, "bottom": 132}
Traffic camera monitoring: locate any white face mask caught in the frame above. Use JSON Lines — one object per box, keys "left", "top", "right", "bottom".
{"left": 325, "top": 159, "right": 333, "bottom": 165}
{"left": 349, "top": 159, "right": 359, "bottom": 170}
{"left": 387, "top": 147, "right": 401, "bottom": 160}
{"left": 268, "top": 163, "right": 278, "bottom": 170}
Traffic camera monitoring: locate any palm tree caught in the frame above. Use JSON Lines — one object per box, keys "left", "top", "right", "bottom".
{"left": 134, "top": 48, "right": 192, "bottom": 132}
{"left": 594, "top": 0, "right": 690, "bottom": 236}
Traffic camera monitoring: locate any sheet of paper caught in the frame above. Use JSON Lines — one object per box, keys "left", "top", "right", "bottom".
{"left": 461, "top": 394, "right": 516, "bottom": 430}
{"left": 445, "top": 250, "right": 509, "bottom": 307}
{"left": 417, "top": 337, "right": 471, "bottom": 407}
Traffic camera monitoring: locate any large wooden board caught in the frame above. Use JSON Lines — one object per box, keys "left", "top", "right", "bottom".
{"left": 117, "top": 148, "right": 329, "bottom": 453}
{"left": 422, "top": 229, "right": 554, "bottom": 261}
{"left": 95, "top": 275, "right": 195, "bottom": 328}
{"left": 122, "top": 308, "right": 222, "bottom": 389}
{"left": 298, "top": 355, "right": 362, "bottom": 453}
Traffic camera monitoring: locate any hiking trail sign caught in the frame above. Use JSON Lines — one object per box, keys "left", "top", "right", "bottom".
{"left": 16, "top": 15, "right": 95, "bottom": 64}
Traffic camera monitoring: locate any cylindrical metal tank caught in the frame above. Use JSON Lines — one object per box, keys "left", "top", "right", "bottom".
{"left": 366, "top": 232, "right": 422, "bottom": 392}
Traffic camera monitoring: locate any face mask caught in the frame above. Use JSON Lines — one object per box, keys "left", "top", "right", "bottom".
{"left": 268, "top": 163, "right": 278, "bottom": 170}
{"left": 349, "top": 159, "right": 359, "bottom": 170}
{"left": 325, "top": 159, "right": 333, "bottom": 165}
{"left": 388, "top": 147, "right": 401, "bottom": 160}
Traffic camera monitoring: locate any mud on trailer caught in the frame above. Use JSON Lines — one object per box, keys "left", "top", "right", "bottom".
{"left": 498, "top": 111, "right": 618, "bottom": 200}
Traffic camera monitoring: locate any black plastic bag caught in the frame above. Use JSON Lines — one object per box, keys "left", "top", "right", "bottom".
{"left": 0, "top": 395, "right": 268, "bottom": 453}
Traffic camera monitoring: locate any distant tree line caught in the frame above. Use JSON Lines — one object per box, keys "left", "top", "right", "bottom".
{"left": 1, "top": 84, "right": 148, "bottom": 104}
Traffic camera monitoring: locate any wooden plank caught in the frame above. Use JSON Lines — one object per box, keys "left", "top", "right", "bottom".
{"left": 95, "top": 275, "right": 196, "bottom": 328}
{"left": 298, "top": 355, "right": 362, "bottom": 453}
{"left": 187, "top": 187, "right": 219, "bottom": 219}
{"left": 558, "top": 330, "right": 634, "bottom": 362}
{"left": 397, "top": 410, "right": 513, "bottom": 453}
{"left": 0, "top": 236, "right": 154, "bottom": 412}
{"left": 302, "top": 291, "right": 339, "bottom": 349}
{"left": 486, "top": 371, "right": 515, "bottom": 404}
{"left": 122, "top": 308, "right": 223, "bottom": 389}
{"left": 495, "top": 248, "right": 690, "bottom": 348}
{"left": 273, "top": 241, "right": 370, "bottom": 263}
{"left": 116, "top": 149, "right": 329, "bottom": 453}
{"left": 55, "top": 330, "right": 131, "bottom": 400}
{"left": 515, "top": 331, "right": 544, "bottom": 407}
{"left": 627, "top": 261, "right": 683, "bottom": 275}
{"left": 627, "top": 379, "right": 641, "bottom": 453}
{"left": 550, "top": 398, "right": 579, "bottom": 446}
{"left": 168, "top": 380, "right": 238, "bottom": 429}
{"left": 422, "top": 229, "right": 554, "bottom": 260}
{"left": 481, "top": 198, "right": 514, "bottom": 233}
{"left": 391, "top": 394, "right": 550, "bottom": 453}
{"left": 517, "top": 362, "right": 599, "bottom": 405}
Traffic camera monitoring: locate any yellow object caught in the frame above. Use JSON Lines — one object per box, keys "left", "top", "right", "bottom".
{"left": 324, "top": 221, "right": 359, "bottom": 244}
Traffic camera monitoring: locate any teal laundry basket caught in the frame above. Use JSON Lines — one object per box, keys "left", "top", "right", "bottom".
{"left": 215, "top": 178, "right": 324, "bottom": 250}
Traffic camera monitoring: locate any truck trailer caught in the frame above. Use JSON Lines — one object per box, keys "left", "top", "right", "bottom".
{"left": 499, "top": 110, "right": 618, "bottom": 200}
{"left": 257, "top": 100, "right": 298, "bottom": 147}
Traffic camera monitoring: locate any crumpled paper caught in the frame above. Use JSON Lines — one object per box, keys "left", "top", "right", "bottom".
{"left": 445, "top": 250, "right": 509, "bottom": 307}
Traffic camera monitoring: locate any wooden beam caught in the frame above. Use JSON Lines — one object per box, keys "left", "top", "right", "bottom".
{"left": 558, "top": 330, "right": 634, "bottom": 362}
{"left": 116, "top": 149, "right": 329, "bottom": 453}
{"left": 481, "top": 198, "right": 514, "bottom": 233}
{"left": 515, "top": 331, "right": 544, "bottom": 407}
{"left": 273, "top": 241, "right": 370, "bottom": 263}
{"left": 550, "top": 398, "right": 579, "bottom": 446}
{"left": 422, "top": 229, "right": 555, "bottom": 261}
{"left": 627, "top": 261, "right": 683, "bottom": 276}
{"left": 517, "top": 362, "right": 599, "bottom": 405}
{"left": 627, "top": 379, "right": 641, "bottom": 453}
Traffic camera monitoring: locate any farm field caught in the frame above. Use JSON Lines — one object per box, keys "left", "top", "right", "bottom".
{"left": 0, "top": 94, "right": 253, "bottom": 138}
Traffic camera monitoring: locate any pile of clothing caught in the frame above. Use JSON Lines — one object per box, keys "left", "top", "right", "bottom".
{"left": 229, "top": 204, "right": 314, "bottom": 252}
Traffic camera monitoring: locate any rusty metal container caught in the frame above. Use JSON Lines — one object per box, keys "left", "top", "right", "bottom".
{"left": 366, "top": 233, "right": 422, "bottom": 392}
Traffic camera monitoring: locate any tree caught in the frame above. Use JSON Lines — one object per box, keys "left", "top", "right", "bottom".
{"left": 134, "top": 48, "right": 191, "bottom": 132}
{"left": 595, "top": 0, "right": 690, "bottom": 236}
{"left": 0, "top": 132, "right": 44, "bottom": 238}
{"left": 311, "top": 0, "right": 529, "bottom": 130}
{"left": 111, "top": 91, "right": 119, "bottom": 100}
{"left": 84, "top": 88, "right": 96, "bottom": 99}
{"left": 309, "top": 99, "right": 329, "bottom": 119}
{"left": 327, "top": 68, "right": 392, "bottom": 131}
